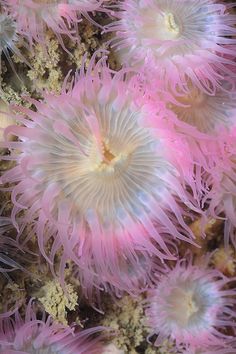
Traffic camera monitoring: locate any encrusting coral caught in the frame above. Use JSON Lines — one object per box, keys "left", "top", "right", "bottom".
{"left": 37, "top": 279, "right": 78, "bottom": 325}
{"left": 101, "top": 295, "right": 145, "bottom": 352}
{"left": 212, "top": 247, "right": 236, "bottom": 276}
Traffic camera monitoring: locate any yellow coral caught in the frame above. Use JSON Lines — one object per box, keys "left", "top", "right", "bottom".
{"left": 212, "top": 247, "right": 236, "bottom": 276}
{"left": 38, "top": 279, "right": 78, "bottom": 325}
{"left": 27, "top": 31, "right": 62, "bottom": 92}
{"left": 145, "top": 340, "right": 175, "bottom": 354}
{"left": 102, "top": 294, "right": 179, "bottom": 353}
{"left": 102, "top": 295, "right": 145, "bottom": 352}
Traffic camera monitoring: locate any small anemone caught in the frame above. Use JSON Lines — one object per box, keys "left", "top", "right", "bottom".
{"left": 167, "top": 80, "right": 236, "bottom": 133}
{"left": 0, "top": 299, "right": 105, "bottom": 353}
{"left": 2, "top": 0, "right": 107, "bottom": 51}
{"left": 145, "top": 253, "right": 236, "bottom": 352}
{"left": 104, "top": 0, "right": 236, "bottom": 94}
{"left": 0, "top": 56, "right": 202, "bottom": 297}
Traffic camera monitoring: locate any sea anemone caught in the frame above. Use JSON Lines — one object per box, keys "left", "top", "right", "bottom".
{"left": 2, "top": 0, "right": 106, "bottom": 50}
{"left": 104, "top": 0, "right": 236, "bottom": 94}
{"left": 167, "top": 80, "right": 236, "bottom": 134}
{"left": 145, "top": 254, "right": 236, "bottom": 352}
{"left": 0, "top": 57, "right": 202, "bottom": 296}
{"left": 0, "top": 299, "right": 105, "bottom": 353}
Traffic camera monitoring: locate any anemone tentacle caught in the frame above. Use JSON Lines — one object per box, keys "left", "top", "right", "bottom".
{"left": 0, "top": 300, "right": 106, "bottom": 354}
{"left": 2, "top": 0, "right": 107, "bottom": 50}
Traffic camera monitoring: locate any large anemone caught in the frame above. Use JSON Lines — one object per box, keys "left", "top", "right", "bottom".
{"left": 104, "top": 0, "right": 236, "bottom": 94}
{"left": 0, "top": 58, "right": 202, "bottom": 296}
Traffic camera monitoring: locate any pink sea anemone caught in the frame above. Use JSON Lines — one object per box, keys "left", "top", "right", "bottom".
{"left": 0, "top": 58, "right": 202, "bottom": 296}
{"left": 2, "top": 0, "right": 106, "bottom": 50}
{"left": 0, "top": 300, "right": 105, "bottom": 353}
{"left": 104, "top": 0, "right": 236, "bottom": 94}
{"left": 145, "top": 254, "right": 236, "bottom": 352}
{"left": 167, "top": 80, "right": 236, "bottom": 134}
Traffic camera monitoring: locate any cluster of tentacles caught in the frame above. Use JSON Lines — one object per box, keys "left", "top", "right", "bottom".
{"left": 0, "top": 1, "right": 236, "bottom": 353}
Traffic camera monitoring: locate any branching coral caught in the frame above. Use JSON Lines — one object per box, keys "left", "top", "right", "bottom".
{"left": 104, "top": 0, "right": 236, "bottom": 94}
{"left": 101, "top": 295, "right": 145, "bottom": 352}
{"left": 0, "top": 58, "right": 203, "bottom": 296}
{"left": 37, "top": 279, "right": 78, "bottom": 325}
{"left": 145, "top": 254, "right": 236, "bottom": 352}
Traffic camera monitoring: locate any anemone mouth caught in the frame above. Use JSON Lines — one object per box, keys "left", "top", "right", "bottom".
{"left": 139, "top": 8, "right": 181, "bottom": 42}
{"left": 164, "top": 12, "right": 180, "bottom": 36}
{"left": 88, "top": 138, "right": 130, "bottom": 175}
{"left": 168, "top": 288, "right": 200, "bottom": 328}
{"left": 175, "top": 87, "right": 206, "bottom": 107}
{"left": 166, "top": 278, "right": 217, "bottom": 330}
